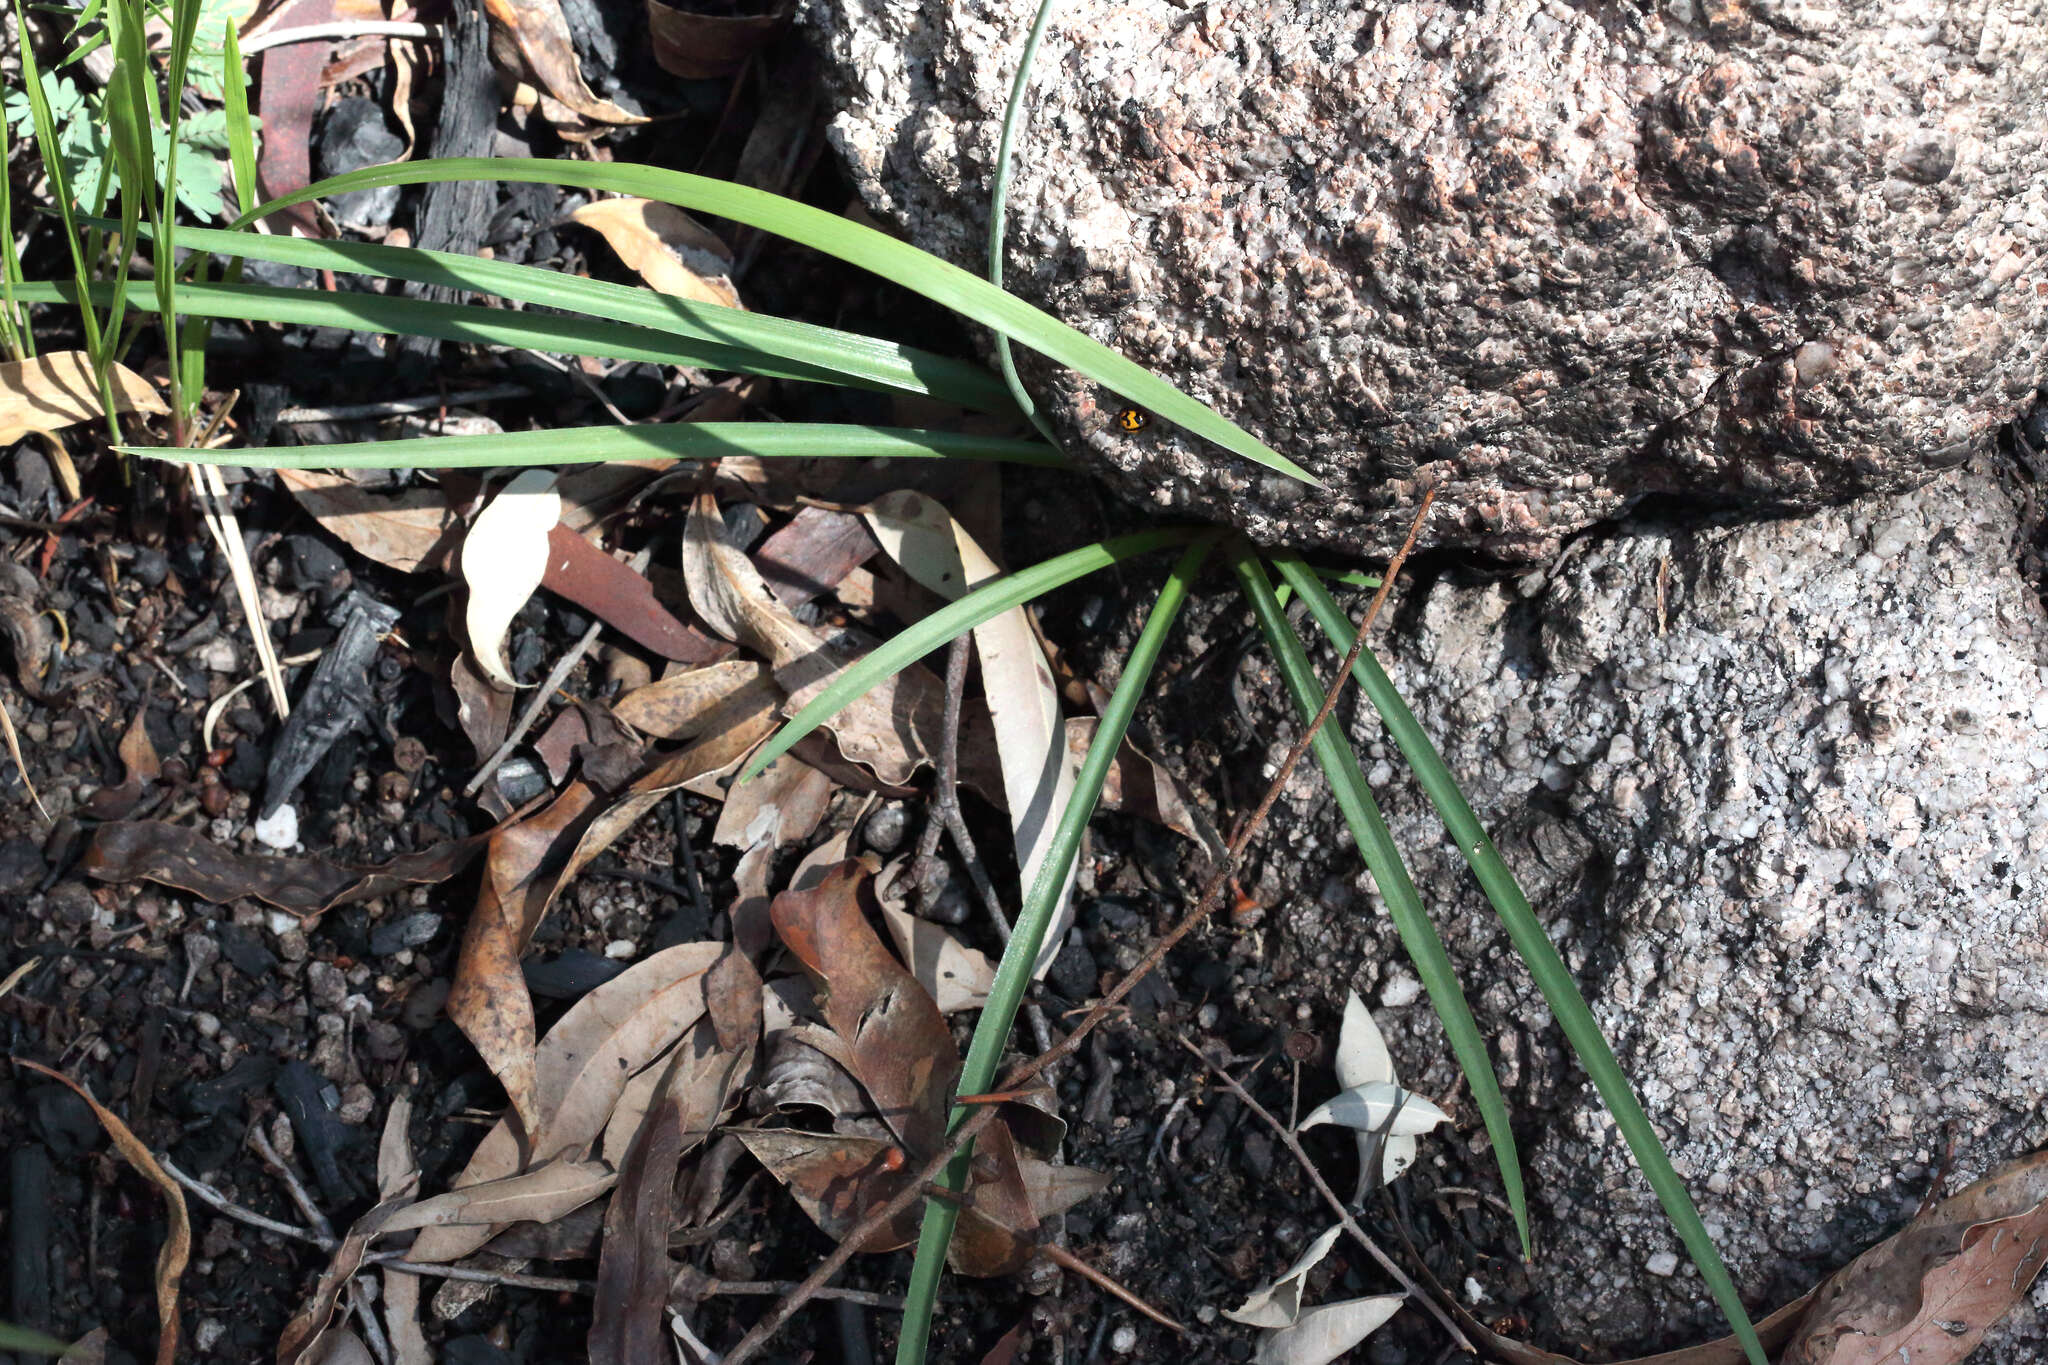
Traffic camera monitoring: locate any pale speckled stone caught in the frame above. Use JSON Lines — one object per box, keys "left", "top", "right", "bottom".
{"left": 1285, "top": 469, "right": 2048, "bottom": 1349}
{"left": 802, "top": 0, "right": 2048, "bottom": 559}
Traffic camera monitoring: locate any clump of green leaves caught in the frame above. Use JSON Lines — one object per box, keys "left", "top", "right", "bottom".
{"left": 8, "top": 0, "right": 257, "bottom": 222}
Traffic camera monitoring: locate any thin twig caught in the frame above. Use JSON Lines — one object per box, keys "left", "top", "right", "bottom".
{"left": 156, "top": 1154, "right": 336, "bottom": 1251}
{"left": 349, "top": 1277, "right": 394, "bottom": 1365}
{"left": 367, "top": 1257, "right": 593, "bottom": 1295}
{"left": 720, "top": 491, "right": 1439, "bottom": 1365}
{"left": 248, "top": 1125, "right": 338, "bottom": 1247}
{"left": 275, "top": 384, "right": 528, "bottom": 424}
{"left": 918, "top": 633, "right": 1009, "bottom": 933}
{"left": 464, "top": 549, "right": 650, "bottom": 797}
{"left": 1040, "top": 1243, "right": 1184, "bottom": 1334}
{"left": 1174, "top": 1036, "right": 1474, "bottom": 1353}
{"left": 368, "top": 1256, "right": 908, "bottom": 1310}
{"left": 240, "top": 20, "right": 436, "bottom": 53}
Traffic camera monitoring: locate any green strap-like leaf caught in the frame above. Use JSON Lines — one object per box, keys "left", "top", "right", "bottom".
{"left": 1231, "top": 548, "right": 1533, "bottom": 1256}
{"left": 233, "top": 159, "right": 1318, "bottom": 486}
{"left": 12, "top": 278, "right": 912, "bottom": 386}
{"left": 738, "top": 527, "right": 1205, "bottom": 787}
{"left": 896, "top": 532, "right": 1222, "bottom": 1365}
{"left": 1271, "top": 552, "right": 1764, "bottom": 1364}
{"left": 129, "top": 423, "right": 1065, "bottom": 471}
{"left": 138, "top": 222, "right": 1019, "bottom": 413}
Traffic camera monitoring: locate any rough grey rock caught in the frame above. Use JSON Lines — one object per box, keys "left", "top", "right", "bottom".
{"left": 1251, "top": 467, "right": 2047, "bottom": 1348}
{"left": 803, "top": 0, "right": 2048, "bottom": 560}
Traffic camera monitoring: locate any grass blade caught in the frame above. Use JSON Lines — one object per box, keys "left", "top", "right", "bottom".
{"left": 12, "top": 4, "right": 108, "bottom": 368}
{"left": 1271, "top": 552, "right": 1764, "bottom": 1363}
{"left": 234, "top": 159, "right": 1317, "bottom": 485}
{"left": 896, "top": 532, "right": 1221, "bottom": 1365}
{"left": 986, "top": 0, "right": 1062, "bottom": 447}
{"left": 127, "top": 422, "right": 1067, "bottom": 470}
{"left": 738, "top": 527, "right": 1205, "bottom": 787}
{"left": 131, "top": 222, "right": 1018, "bottom": 412}
{"left": 11, "top": 277, "right": 947, "bottom": 385}
{"left": 1230, "top": 548, "right": 1532, "bottom": 1256}
{"left": 139, "top": 223, "right": 1017, "bottom": 414}
{"left": 219, "top": 23, "right": 258, "bottom": 217}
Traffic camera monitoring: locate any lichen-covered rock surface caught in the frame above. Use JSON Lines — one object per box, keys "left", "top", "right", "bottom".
{"left": 1240, "top": 466, "right": 2048, "bottom": 1348}
{"left": 803, "top": 0, "right": 2048, "bottom": 559}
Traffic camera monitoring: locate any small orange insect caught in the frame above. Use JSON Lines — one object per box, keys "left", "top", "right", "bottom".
{"left": 1114, "top": 407, "right": 1151, "bottom": 433}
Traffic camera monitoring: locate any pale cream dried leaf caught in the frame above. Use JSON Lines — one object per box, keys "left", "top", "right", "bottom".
{"left": 1254, "top": 1296, "right": 1404, "bottom": 1365}
{"left": 277, "top": 469, "right": 454, "bottom": 574}
{"left": 462, "top": 470, "right": 559, "bottom": 689}
{"left": 0, "top": 351, "right": 165, "bottom": 444}
{"left": 866, "top": 489, "right": 1078, "bottom": 976}
{"left": 571, "top": 198, "right": 742, "bottom": 309}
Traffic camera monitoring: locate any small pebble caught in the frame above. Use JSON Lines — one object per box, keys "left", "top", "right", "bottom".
{"left": 253, "top": 803, "right": 299, "bottom": 851}
{"left": 863, "top": 803, "right": 909, "bottom": 854}
{"left": 1646, "top": 1251, "right": 1680, "bottom": 1277}
{"left": 604, "top": 939, "right": 638, "bottom": 960}
{"left": 371, "top": 911, "right": 443, "bottom": 956}
{"left": 1196, "top": 1002, "right": 1220, "bottom": 1030}
{"left": 1111, "top": 1325, "right": 1138, "bottom": 1354}
{"left": 195, "top": 637, "right": 239, "bottom": 672}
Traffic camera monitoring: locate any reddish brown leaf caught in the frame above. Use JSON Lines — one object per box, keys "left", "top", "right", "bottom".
{"left": 733, "top": 1128, "right": 922, "bottom": 1252}
{"left": 542, "top": 524, "right": 729, "bottom": 663}
{"left": 646, "top": 0, "right": 789, "bottom": 79}
{"left": 14, "top": 1062, "right": 188, "bottom": 1365}
{"left": 769, "top": 861, "right": 958, "bottom": 1157}
{"left": 84, "top": 821, "right": 490, "bottom": 921}
{"left": 447, "top": 782, "right": 608, "bottom": 1142}
{"left": 752, "top": 504, "right": 882, "bottom": 608}
{"left": 253, "top": 0, "right": 335, "bottom": 236}
{"left": 1783, "top": 1150, "right": 2048, "bottom": 1365}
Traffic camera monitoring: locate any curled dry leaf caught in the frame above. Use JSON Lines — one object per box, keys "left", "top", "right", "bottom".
{"left": 1224, "top": 1224, "right": 1344, "bottom": 1329}
{"left": 280, "top": 1161, "right": 614, "bottom": 1364}
{"left": 879, "top": 898, "right": 995, "bottom": 1014}
{"left": 761, "top": 862, "right": 1055, "bottom": 1276}
{"left": 376, "top": 1098, "right": 433, "bottom": 1365}
{"left": 482, "top": 0, "right": 647, "bottom": 125}
{"left": 420, "top": 941, "right": 725, "bottom": 1262}
{"left": 446, "top": 719, "right": 773, "bottom": 1153}
{"left": 591, "top": 949, "right": 761, "bottom": 1365}
{"left": 769, "top": 860, "right": 959, "bottom": 1157}
{"left": 613, "top": 660, "right": 778, "bottom": 741}
{"left": 1329, "top": 989, "right": 1421, "bottom": 1187}
{"left": 84, "top": 820, "right": 490, "bottom": 921}
{"left": 1782, "top": 1149, "right": 2048, "bottom": 1365}
{"left": 276, "top": 469, "right": 457, "bottom": 574}
{"left": 866, "top": 489, "right": 1078, "bottom": 977}
{"left": 0, "top": 351, "right": 166, "bottom": 444}
{"left": 572, "top": 198, "right": 742, "bottom": 309}
{"left": 13, "top": 1062, "right": 188, "bottom": 1365}
{"left": 734, "top": 1128, "right": 922, "bottom": 1253}
{"left": 1296, "top": 1081, "right": 1451, "bottom": 1139}
{"left": 715, "top": 752, "right": 832, "bottom": 956}
{"left": 1254, "top": 1296, "right": 1405, "bottom": 1365}
{"left": 684, "top": 491, "right": 941, "bottom": 786}
{"left": 462, "top": 470, "right": 560, "bottom": 689}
